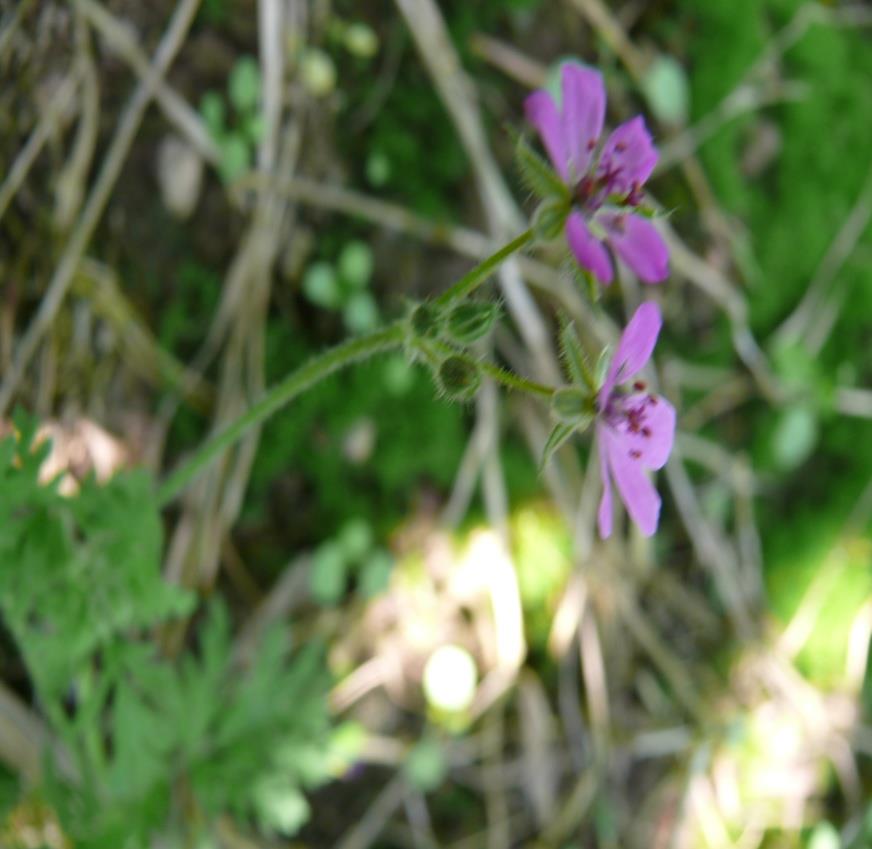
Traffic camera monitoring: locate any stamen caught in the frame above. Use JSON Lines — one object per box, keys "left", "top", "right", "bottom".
{"left": 615, "top": 142, "right": 627, "bottom": 153}
{"left": 587, "top": 138, "right": 597, "bottom": 151}
{"left": 629, "top": 449, "right": 642, "bottom": 459}
{"left": 641, "top": 427, "right": 652, "bottom": 438}
{"left": 633, "top": 380, "right": 646, "bottom": 391}
{"left": 648, "top": 395, "right": 658, "bottom": 406}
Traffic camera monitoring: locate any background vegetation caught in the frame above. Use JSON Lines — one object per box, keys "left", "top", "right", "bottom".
{"left": 1, "top": 0, "right": 871, "bottom": 847}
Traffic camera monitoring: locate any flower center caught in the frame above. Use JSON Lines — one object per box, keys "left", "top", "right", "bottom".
{"left": 603, "top": 382, "right": 659, "bottom": 448}
{"left": 573, "top": 166, "right": 643, "bottom": 215}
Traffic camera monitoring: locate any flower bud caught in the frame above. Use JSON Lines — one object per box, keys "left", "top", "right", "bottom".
{"left": 550, "top": 387, "right": 595, "bottom": 426}
{"left": 445, "top": 302, "right": 501, "bottom": 345}
{"left": 410, "top": 303, "right": 443, "bottom": 339}
{"left": 437, "top": 356, "right": 481, "bottom": 401}
{"left": 532, "top": 197, "right": 569, "bottom": 243}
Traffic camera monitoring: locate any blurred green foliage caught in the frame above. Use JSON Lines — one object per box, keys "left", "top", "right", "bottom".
{"left": 0, "top": 414, "right": 193, "bottom": 701}
{"left": 0, "top": 419, "right": 333, "bottom": 845}
{"left": 680, "top": 0, "right": 872, "bottom": 660}
{"left": 302, "top": 239, "right": 380, "bottom": 334}
{"left": 200, "top": 55, "right": 264, "bottom": 182}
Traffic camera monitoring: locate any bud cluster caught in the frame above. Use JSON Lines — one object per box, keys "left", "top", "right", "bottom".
{"left": 406, "top": 298, "right": 502, "bottom": 402}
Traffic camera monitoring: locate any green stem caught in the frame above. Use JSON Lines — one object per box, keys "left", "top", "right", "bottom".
{"left": 157, "top": 322, "right": 405, "bottom": 506}
{"left": 424, "top": 339, "right": 555, "bottom": 399}
{"left": 479, "top": 360, "right": 555, "bottom": 398}
{"left": 436, "top": 228, "right": 533, "bottom": 306}
{"left": 157, "top": 228, "right": 534, "bottom": 504}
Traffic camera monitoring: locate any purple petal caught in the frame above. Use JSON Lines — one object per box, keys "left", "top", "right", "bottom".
{"left": 603, "top": 213, "right": 669, "bottom": 283}
{"left": 597, "top": 429, "right": 613, "bottom": 539}
{"left": 599, "top": 301, "right": 662, "bottom": 406}
{"left": 525, "top": 90, "right": 569, "bottom": 182}
{"left": 566, "top": 212, "right": 613, "bottom": 284}
{"left": 560, "top": 63, "right": 605, "bottom": 180}
{"left": 597, "top": 116, "right": 658, "bottom": 194}
{"left": 612, "top": 393, "right": 676, "bottom": 469}
{"left": 604, "top": 428, "right": 662, "bottom": 536}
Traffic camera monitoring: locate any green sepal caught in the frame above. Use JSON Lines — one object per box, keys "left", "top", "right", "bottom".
{"left": 539, "top": 422, "right": 577, "bottom": 472}
{"left": 532, "top": 197, "right": 570, "bottom": 243}
{"left": 595, "top": 345, "right": 612, "bottom": 390}
{"left": 515, "top": 134, "right": 569, "bottom": 201}
{"left": 437, "top": 356, "right": 482, "bottom": 402}
{"left": 445, "top": 301, "right": 501, "bottom": 345}
{"left": 410, "top": 302, "right": 444, "bottom": 340}
{"left": 550, "top": 387, "right": 595, "bottom": 426}
{"left": 558, "top": 319, "right": 596, "bottom": 392}
{"left": 565, "top": 256, "right": 602, "bottom": 303}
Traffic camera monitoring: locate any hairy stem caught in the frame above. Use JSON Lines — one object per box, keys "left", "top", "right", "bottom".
{"left": 436, "top": 228, "right": 533, "bottom": 306}
{"left": 158, "top": 229, "right": 534, "bottom": 504}
{"left": 479, "top": 360, "right": 555, "bottom": 399}
{"left": 425, "top": 339, "right": 555, "bottom": 399}
{"left": 158, "top": 322, "right": 405, "bottom": 506}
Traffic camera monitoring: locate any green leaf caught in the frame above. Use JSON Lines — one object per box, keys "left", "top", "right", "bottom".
{"left": 343, "top": 291, "right": 379, "bottom": 334}
{"left": 771, "top": 405, "right": 818, "bottom": 471}
{"left": 303, "top": 262, "right": 341, "bottom": 309}
{"left": 229, "top": 56, "right": 261, "bottom": 113}
{"left": 359, "top": 550, "right": 393, "bottom": 598}
{"left": 343, "top": 23, "right": 379, "bottom": 59}
{"left": 218, "top": 134, "right": 250, "bottom": 183}
{"left": 253, "top": 778, "right": 310, "bottom": 835}
{"left": 300, "top": 48, "right": 336, "bottom": 97}
{"left": 365, "top": 150, "right": 391, "bottom": 187}
{"left": 338, "top": 240, "right": 374, "bottom": 289}
{"left": 244, "top": 113, "right": 266, "bottom": 143}
{"left": 311, "top": 542, "right": 348, "bottom": 605}
{"left": 338, "top": 518, "right": 373, "bottom": 561}
{"left": 405, "top": 738, "right": 447, "bottom": 793}
{"left": 642, "top": 55, "right": 690, "bottom": 125}
{"left": 382, "top": 354, "right": 415, "bottom": 396}
{"left": 200, "top": 91, "right": 226, "bottom": 137}
{"left": 0, "top": 422, "right": 193, "bottom": 700}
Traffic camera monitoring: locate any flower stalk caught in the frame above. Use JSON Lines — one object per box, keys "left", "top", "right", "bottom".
{"left": 435, "top": 229, "right": 533, "bottom": 307}
{"left": 158, "top": 322, "right": 405, "bottom": 506}
{"left": 159, "top": 229, "right": 535, "bottom": 505}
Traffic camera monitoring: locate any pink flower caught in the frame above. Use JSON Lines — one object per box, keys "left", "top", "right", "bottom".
{"left": 597, "top": 302, "right": 675, "bottom": 538}
{"left": 525, "top": 64, "right": 669, "bottom": 285}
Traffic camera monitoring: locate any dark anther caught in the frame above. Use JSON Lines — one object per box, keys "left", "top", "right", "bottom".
{"left": 633, "top": 380, "right": 646, "bottom": 391}
{"left": 641, "top": 427, "right": 652, "bottom": 438}
{"left": 625, "top": 183, "right": 644, "bottom": 207}
{"left": 629, "top": 449, "right": 642, "bottom": 459}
